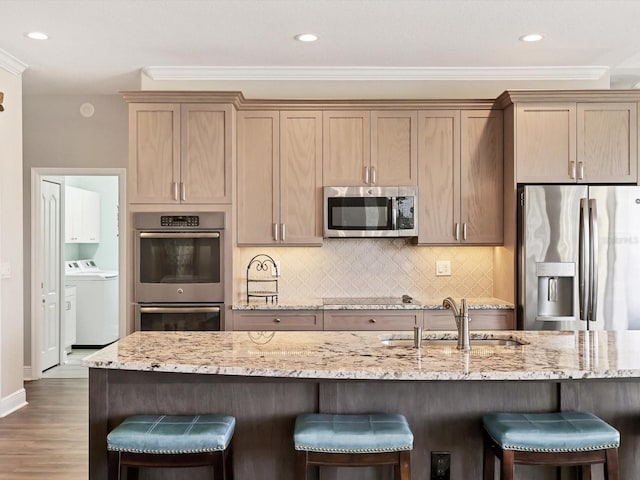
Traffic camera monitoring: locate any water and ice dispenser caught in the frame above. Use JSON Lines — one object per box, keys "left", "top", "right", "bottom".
{"left": 536, "top": 262, "right": 575, "bottom": 320}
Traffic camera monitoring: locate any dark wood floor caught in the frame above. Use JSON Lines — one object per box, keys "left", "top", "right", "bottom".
{"left": 0, "top": 378, "right": 88, "bottom": 479}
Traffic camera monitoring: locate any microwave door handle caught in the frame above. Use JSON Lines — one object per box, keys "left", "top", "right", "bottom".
{"left": 391, "top": 197, "right": 397, "bottom": 230}
{"left": 139, "top": 232, "right": 220, "bottom": 239}
{"left": 139, "top": 306, "right": 221, "bottom": 314}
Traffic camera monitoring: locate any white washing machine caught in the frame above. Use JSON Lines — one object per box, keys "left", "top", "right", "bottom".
{"left": 65, "top": 259, "right": 119, "bottom": 346}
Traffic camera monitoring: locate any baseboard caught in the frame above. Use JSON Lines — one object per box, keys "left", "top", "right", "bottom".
{"left": 23, "top": 365, "right": 34, "bottom": 381}
{"left": 0, "top": 388, "right": 28, "bottom": 418}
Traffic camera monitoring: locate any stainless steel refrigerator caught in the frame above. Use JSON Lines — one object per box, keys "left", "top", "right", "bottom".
{"left": 519, "top": 185, "right": 640, "bottom": 331}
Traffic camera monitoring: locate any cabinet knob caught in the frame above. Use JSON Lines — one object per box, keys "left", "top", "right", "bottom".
{"left": 274, "top": 318, "right": 281, "bottom": 323}
{"left": 177, "top": 288, "right": 184, "bottom": 294}
{"left": 369, "top": 318, "right": 376, "bottom": 323}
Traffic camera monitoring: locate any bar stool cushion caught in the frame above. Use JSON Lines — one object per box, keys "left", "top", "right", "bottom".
{"left": 294, "top": 413, "right": 413, "bottom": 453}
{"left": 483, "top": 412, "right": 620, "bottom": 453}
{"left": 107, "top": 414, "right": 236, "bottom": 454}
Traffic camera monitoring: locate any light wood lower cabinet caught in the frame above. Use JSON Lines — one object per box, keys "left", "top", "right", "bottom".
{"left": 324, "top": 310, "right": 422, "bottom": 330}
{"left": 234, "top": 311, "right": 323, "bottom": 331}
{"left": 424, "top": 309, "right": 514, "bottom": 330}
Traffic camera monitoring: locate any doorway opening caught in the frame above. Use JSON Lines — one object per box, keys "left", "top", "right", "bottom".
{"left": 30, "top": 168, "right": 126, "bottom": 379}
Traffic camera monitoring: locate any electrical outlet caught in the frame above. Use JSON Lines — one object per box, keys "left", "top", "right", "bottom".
{"left": 431, "top": 451, "right": 451, "bottom": 480}
{"left": 436, "top": 260, "right": 451, "bottom": 276}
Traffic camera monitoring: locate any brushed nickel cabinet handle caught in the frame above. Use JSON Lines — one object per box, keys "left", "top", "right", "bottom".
{"left": 462, "top": 223, "right": 468, "bottom": 241}
{"left": 181, "top": 183, "right": 186, "bottom": 201}
{"left": 281, "top": 223, "right": 286, "bottom": 242}
{"left": 173, "top": 182, "right": 179, "bottom": 201}
{"left": 578, "top": 162, "right": 585, "bottom": 181}
{"left": 371, "top": 166, "right": 376, "bottom": 185}
{"left": 273, "top": 223, "right": 279, "bottom": 242}
{"left": 454, "top": 223, "right": 460, "bottom": 241}
{"left": 569, "top": 161, "right": 576, "bottom": 180}
{"left": 364, "top": 166, "right": 370, "bottom": 184}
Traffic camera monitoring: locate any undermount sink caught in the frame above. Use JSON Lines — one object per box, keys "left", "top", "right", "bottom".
{"left": 379, "top": 335, "right": 527, "bottom": 348}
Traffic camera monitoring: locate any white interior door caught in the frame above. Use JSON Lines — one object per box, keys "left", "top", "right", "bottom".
{"left": 41, "top": 180, "right": 61, "bottom": 371}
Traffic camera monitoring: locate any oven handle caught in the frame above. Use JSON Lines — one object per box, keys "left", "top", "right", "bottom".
{"left": 139, "top": 232, "right": 220, "bottom": 239}
{"left": 139, "top": 306, "right": 221, "bottom": 314}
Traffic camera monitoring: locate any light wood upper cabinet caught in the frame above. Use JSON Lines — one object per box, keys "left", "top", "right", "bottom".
{"left": 323, "top": 110, "right": 417, "bottom": 186}
{"left": 129, "top": 103, "right": 232, "bottom": 204}
{"left": 237, "top": 111, "right": 323, "bottom": 246}
{"left": 237, "top": 111, "right": 279, "bottom": 245}
{"left": 461, "top": 110, "right": 504, "bottom": 244}
{"left": 577, "top": 102, "right": 637, "bottom": 183}
{"left": 370, "top": 111, "right": 418, "bottom": 186}
{"left": 417, "top": 110, "right": 460, "bottom": 244}
{"left": 417, "top": 110, "right": 503, "bottom": 245}
{"left": 514, "top": 101, "right": 638, "bottom": 183}
{"left": 322, "top": 111, "right": 370, "bottom": 186}
{"left": 515, "top": 103, "right": 576, "bottom": 183}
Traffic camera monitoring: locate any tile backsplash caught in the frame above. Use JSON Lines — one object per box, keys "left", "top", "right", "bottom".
{"left": 235, "top": 239, "right": 495, "bottom": 301}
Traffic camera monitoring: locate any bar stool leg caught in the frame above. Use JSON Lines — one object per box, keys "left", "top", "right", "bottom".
{"left": 396, "top": 450, "right": 411, "bottom": 480}
{"left": 579, "top": 465, "right": 592, "bottom": 480}
{"left": 295, "top": 450, "right": 308, "bottom": 480}
{"left": 483, "top": 436, "right": 495, "bottom": 480}
{"left": 605, "top": 447, "right": 619, "bottom": 480}
{"left": 500, "top": 449, "right": 514, "bottom": 480}
{"left": 107, "top": 451, "right": 120, "bottom": 480}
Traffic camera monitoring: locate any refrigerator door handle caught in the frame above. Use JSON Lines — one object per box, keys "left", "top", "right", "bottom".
{"left": 578, "top": 198, "right": 589, "bottom": 321}
{"left": 588, "top": 199, "right": 598, "bottom": 321}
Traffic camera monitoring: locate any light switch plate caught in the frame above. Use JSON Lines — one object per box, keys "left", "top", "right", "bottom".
{"left": 436, "top": 260, "right": 451, "bottom": 276}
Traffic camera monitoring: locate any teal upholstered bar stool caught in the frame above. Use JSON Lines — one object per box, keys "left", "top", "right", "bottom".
{"left": 294, "top": 413, "right": 413, "bottom": 480}
{"left": 107, "top": 414, "right": 235, "bottom": 480}
{"left": 483, "top": 412, "right": 620, "bottom": 480}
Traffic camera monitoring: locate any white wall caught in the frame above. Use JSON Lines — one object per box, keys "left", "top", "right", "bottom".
{"left": 22, "top": 95, "right": 127, "bottom": 366}
{"left": 0, "top": 69, "right": 26, "bottom": 416}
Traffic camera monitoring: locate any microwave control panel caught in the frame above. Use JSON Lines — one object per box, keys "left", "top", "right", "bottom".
{"left": 397, "top": 197, "right": 415, "bottom": 229}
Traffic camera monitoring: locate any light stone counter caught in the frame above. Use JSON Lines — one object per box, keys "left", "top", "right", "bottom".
{"left": 232, "top": 296, "right": 514, "bottom": 311}
{"left": 84, "top": 329, "right": 638, "bottom": 381}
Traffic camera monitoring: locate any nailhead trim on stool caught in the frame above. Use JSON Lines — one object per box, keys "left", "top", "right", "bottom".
{"left": 107, "top": 414, "right": 235, "bottom": 480}
{"left": 482, "top": 412, "right": 620, "bottom": 480}
{"left": 294, "top": 413, "right": 413, "bottom": 480}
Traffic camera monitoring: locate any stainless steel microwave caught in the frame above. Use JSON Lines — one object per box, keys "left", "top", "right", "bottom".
{"left": 323, "top": 186, "right": 418, "bottom": 238}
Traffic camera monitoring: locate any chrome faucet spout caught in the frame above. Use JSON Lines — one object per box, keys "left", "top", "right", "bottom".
{"left": 442, "top": 297, "right": 471, "bottom": 352}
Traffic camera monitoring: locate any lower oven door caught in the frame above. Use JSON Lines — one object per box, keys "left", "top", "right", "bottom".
{"left": 136, "top": 304, "right": 223, "bottom": 331}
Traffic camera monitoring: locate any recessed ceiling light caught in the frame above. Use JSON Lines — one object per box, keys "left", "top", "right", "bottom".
{"left": 294, "top": 33, "right": 318, "bottom": 42}
{"left": 26, "top": 32, "right": 49, "bottom": 40}
{"left": 519, "top": 33, "right": 543, "bottom": 42}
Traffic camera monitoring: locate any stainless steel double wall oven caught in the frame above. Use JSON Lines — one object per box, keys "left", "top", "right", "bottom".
{"left": 134, "top": 212, "right": 224, "bottom": 331}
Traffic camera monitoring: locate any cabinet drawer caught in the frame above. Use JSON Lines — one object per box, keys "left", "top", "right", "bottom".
{"left": 234, "top": 311, "right": 323, "bottom": 331}
{"left": 424, "top": 310, "right": 514, "bottom": 330}
{"left": 324, "top": 311, "right": 421, "bottom": 330}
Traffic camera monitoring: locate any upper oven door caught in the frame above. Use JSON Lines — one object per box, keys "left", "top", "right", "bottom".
{"left": 324, "top": 186, "right": 396, "bottom": 237}
{"left": 135, "top": 230, "right": 224, "bottom": 303}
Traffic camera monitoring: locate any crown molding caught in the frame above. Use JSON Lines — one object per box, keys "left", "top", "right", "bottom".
{"left": 0, "top": 48, "right": 28, "bottom": 75}
{"left": 143, "top": 65, "right": 609, "bottom": 82}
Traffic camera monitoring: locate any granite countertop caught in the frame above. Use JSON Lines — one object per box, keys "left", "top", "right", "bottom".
{"left": 84, "top": 330, "right": 640, "bottom": 381}
{"left": 232, "top": 297, "right": 514, "bottom": 311}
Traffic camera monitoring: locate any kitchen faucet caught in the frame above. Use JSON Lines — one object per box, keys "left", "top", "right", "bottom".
{"left": 442, "top": 297, "right": 471, "bottom": 352}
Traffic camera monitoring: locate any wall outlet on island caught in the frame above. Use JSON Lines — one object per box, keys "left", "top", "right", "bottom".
{"left": 431, "top": 451, "right": 451, "bottom": 480}
{"left": 436, "top": 260, "right": 451, "bottom": 276}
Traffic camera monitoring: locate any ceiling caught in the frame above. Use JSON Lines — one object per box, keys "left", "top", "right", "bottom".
{"left": 2, "top": 0, "right": 640, "bottom": 97}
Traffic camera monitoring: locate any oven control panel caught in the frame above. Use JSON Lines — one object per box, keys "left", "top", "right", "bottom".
{"left": 160, "top": 215, "right": 200, "bottom": 227}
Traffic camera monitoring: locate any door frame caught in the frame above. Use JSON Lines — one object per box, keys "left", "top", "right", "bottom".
{"left": 30, "top": 167, "right": 127, "bottom": 379}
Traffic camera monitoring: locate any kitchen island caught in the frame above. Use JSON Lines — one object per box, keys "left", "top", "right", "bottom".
{"left": 85, "top": 330, "right": 640, "bottom": 480}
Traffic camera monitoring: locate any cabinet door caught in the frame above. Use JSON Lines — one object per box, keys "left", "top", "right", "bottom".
{"left": 181, "top": 104, "right": 232, "bottom": 203}
{"left": 324, "top": 311, "right": 421, "bottom": 330}
{"left": 322, "top": 111, "right": 370, "bottom": 186}
{"left": 64, "top": 185, "right": 83, "bottom": 243}
{"left": 234, "top": 311, "right": 323, "bottom": 331}
{"left": 417, "top": 110, "right": 460, "bottom": 244}
{"left": 424, "top": 310, "right": 514, "bottom": 330}
{"left": 237, "top": 111, "right": 280, "bottom": 245}
{"left": 460, "top": 110, "right": 503, "bottom": 244}
{"left": 515, "top": 103, "right": 577, "bottom": 183}
{"left": 280, "top": 111, "right": 323, "bottom": 245}
{"left": 577, "top": 102, "right": 638, "bottom": 183}
{"left": 129, "top": 103, "right": 180, "bottom": 203}
{"left": 82, "top": 189, "right": 101, "bottom": 243}
{"left": 371, "top": 111, "right": 418, "bottom": 186}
